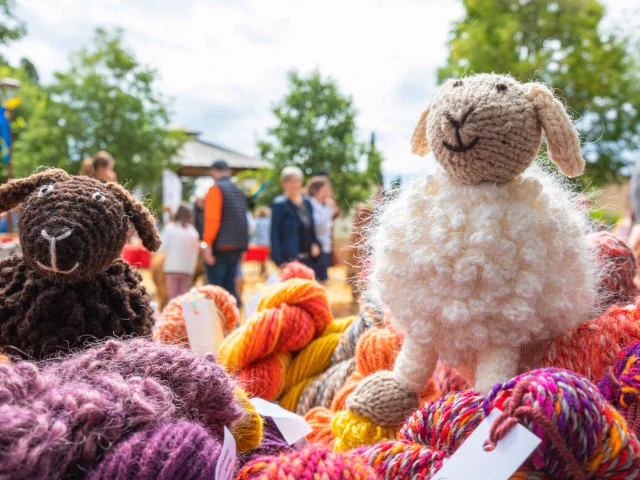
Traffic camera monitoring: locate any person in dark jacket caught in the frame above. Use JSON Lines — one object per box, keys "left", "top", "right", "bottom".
{"left": 202, "top": 160, "right": 248, "bottom": 302}
{"left": 271, "top": 166, "right": 322, "bottom": 268}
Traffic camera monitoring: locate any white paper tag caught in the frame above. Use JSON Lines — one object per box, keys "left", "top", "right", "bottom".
{"left": 434, "top": 408, "right": 541, "bottom": 480}
{"left": 215, "top": 426, "right": 236, "bottom": 480}
{"left": 250, "top": 397, "right": 312, "bottom": 445}
{"left": 266, "top": 272, "right": 280, "bottom": 286}
{"left": 245, "top": 273, "right": 281, "bottom": 318}
{"left": 181, "top": 298, "right": 224, "bottom": 355}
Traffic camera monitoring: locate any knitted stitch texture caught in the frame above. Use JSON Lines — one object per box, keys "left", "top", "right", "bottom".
{"left": 87, "top": 420, "right": 219, "bottom": 480}
{"left": 369, "top": 75, "right": 594, "bottom": 412}
{"left": 0, "top": 169, "right": 160, "bottom": 359}
{"left": 217, "top": 278, "right": 332, "bottom": 399}
{"left": 411, "top": 74, "right": 584, "bottom": 184}
{"left": 236, "top": 445, "right": 378, "bottom": 480}
{"left": 153, "top": 285, "right": 239, "bottom": 346}
{"left": 542, "top": 299, "right": 640, "bottom": 382}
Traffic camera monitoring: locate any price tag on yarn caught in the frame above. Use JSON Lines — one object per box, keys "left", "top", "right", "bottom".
{"left": 245, "top": 273, "right": 281, "bottom": 318}
{"left": 181, "top": 298, "right": 225, "bottom": 355}
{"left": 215, "top": 426, "right": 236, "bottom": 480}
{"left": 250, "top": 397, "right": 311, "bottom": 445}
{"left": 434, "top": 408, "right": 541, "bottom": 480}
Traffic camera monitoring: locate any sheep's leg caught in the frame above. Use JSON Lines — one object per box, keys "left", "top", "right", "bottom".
{"left": 393, "top": 336, "right": 437, "bottom": 393}
{"left": 474, "top": 346, "right": 520, "bottom": 392}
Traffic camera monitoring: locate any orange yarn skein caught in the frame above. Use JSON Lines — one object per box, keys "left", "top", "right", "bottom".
{"left": 153, "top": 285, "right": 239, "bottom": 346}
{"left": 542, "top": 300, "right": 640, "bottom": 381}
{"left": 218, "top": 279, "right": 332, "bottom": 399}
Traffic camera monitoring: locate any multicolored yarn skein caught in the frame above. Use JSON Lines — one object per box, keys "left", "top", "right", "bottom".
{"left": 588, "top": 231, "right": 639, "bottom": 310}
{"left": 237, "top": 444, "right": 378, "bottom": 480}
{"left": 598, "top": 340, "right": 640, "bottom": 436}
{"left": 217, "top": 278, "right": 333, "bottom": 399}
{"left": 358, "top": 368, "right": 640, "bottom": 479}
{"left": 87, "top": 420, "right": 219, "bottom": 480}
{"left": 543, "top": 298, "right": 640, "bottom": 382}
{"left": 153, "top": 285, "right": 239, "bottom": 346}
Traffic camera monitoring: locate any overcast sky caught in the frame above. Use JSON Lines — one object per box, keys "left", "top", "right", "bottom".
{"left": 5, "top": 0, "right": 639, "bottom": 182}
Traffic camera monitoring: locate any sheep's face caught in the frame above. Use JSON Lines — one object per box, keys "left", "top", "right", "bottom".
{"left": 18, "top": 176, "right": 129, "bottom": 283}
{"left": 424, "top": 74, "right": 544, "bottom": 184}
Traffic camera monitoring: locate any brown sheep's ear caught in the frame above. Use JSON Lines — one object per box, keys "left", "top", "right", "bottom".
{"left": 105, "top": 182, "right": 161, "bottom": 252}
{"left": 410, "top": 104, "right": 431, "bottom": 156}
{"left": 524, "top": 83, "right": 584, "bottom": 177}
{"left": 0, "top": 168, "right": 70, "bottom": 212}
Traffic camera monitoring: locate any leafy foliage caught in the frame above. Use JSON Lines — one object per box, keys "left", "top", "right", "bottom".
{"left": 258, "top": 70, "right": 382, "bottom": 210}
{"left": 11, "top": 28, "right": 185, "bottom": 191}
{"left": 0, "top": 0, "right": 24, "bottom": 47}
{"left": 439, "top": 0, "right": 640, "bottom": 186}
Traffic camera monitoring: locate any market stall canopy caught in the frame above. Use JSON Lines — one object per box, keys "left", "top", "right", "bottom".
{"left": 175, "top": 130, "right": 268, "bottom": 177}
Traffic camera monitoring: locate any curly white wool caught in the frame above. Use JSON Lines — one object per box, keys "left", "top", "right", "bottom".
{"left": 369, "top": 162, "right": 597, "bottom": 367}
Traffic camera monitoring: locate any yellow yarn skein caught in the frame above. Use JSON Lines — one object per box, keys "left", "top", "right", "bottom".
{"left": 331, "top": 410, "right": 397, "bottom": 452}
{"left": 231, "top": 387, "right": 264, "bottom": 452}
{"left": 279, "top": 317, "right": 354, "bottom": 412}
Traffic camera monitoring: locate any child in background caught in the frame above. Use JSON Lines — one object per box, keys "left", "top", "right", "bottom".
{"left": 159, "top": 205, "right": 200, "bottom": 300}
{"left": 253, "top": 206, "right": 272, "bottom": 276}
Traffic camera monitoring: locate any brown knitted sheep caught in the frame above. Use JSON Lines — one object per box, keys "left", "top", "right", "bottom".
{"left": 0, "top": 169, "right": 161, "bottom": 359}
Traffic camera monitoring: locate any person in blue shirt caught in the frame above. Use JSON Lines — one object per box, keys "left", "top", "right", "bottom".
{"left": 270, "top": 166, "right": 321, "bottom": 268}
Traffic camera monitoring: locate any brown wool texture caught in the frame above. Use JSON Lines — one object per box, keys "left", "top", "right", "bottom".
{"left": 0, "top": 169, "right": 160, "bottom": 359}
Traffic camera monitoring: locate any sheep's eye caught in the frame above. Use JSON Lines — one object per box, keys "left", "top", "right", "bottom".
{"left": 38, "top": 185, "right": 54, "bottom": 198}
{"left": 496, "top": 83, "right": 508, "bottom": 92}
{"left": 453, "top": 80, "right": 463, "bottom": 87}
{"left": 92, "top": 192, "right": 106, "bottom": 202}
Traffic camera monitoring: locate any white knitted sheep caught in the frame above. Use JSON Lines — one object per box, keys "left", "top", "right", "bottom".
{"left": 346, "top": 74, "right": 598, "bottom": 426}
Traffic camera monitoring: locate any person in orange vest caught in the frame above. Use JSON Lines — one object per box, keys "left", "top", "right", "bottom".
{"left": 202, "top": 160, "right": 248, "bottom": 303}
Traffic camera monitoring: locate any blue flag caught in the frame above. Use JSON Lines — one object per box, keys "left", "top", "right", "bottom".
{"left": 0, "top": 107, "right": 11, "bottom": 164}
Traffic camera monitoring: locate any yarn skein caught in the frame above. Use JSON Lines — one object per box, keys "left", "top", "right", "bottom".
{"left": 598, "top": 340, "right": 640, "bottom": 436}
{"left": 236, "top": 445, "right": 378, "bottom": 480}
{"left": 542, "top": 299, "right": 640, "bottom": 382}
{"left": 218, "top": 278, "right": 332, "bottom": 399}
{"left": 280, "top": 261, "right": 315, "bottom": 281}
{"left": 588, "top": 231, "right": 639, "bottom": 310}
{"left": 279, "top": 317, "right": 353, "bottom": 412}
{"left": 87, "top": 420, "right": 219, "bottom": 480}
{"left": 0, "top": 361, "right": 176, "bottom": 479}
{"left": 153, "top": 285, "right": 239, "bottom": 346}
{"left": 358, "top": 369, "right": 640, "bottom": 479}
{"left": 42, "top": 339, "right": 246, "bottom": 441}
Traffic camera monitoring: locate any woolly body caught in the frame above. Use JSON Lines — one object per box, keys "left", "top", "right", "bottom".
{"left": 370, "top": 163, "right": 597, "bottom": 390}
{"left": 0, "top": 256, "right": 153, "bottom": 359}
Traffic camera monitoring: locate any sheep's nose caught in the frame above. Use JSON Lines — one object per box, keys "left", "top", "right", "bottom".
{"left": 444, "top": 107, "right": 475, "bottom": 129}
{"left": 41, "top": 228, "right": 72, "bottom": 241}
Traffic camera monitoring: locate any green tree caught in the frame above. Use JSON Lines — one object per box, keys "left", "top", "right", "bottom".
{"left": 258, "top": 70, "right": 382, "bottom": 210}
{"left": 366, "top": 132, "right": 383, "bottom": 187}
{"left": 13, "top": 28, "right": 185, "bottom": 191}
{"left": 0, "top": 0, "right": 24, "bottom": 47}
{"left": 439, "top": 0, "right": 640, "bottom": 186}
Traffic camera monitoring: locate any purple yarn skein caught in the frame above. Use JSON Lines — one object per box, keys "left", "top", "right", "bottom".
{"left": 88, "top": 420, "right": 220, "bottom": 480}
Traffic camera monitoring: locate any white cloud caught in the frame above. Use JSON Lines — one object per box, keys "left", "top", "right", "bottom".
{"left": 5, "top": 0, "right": 638, "bottom": 181}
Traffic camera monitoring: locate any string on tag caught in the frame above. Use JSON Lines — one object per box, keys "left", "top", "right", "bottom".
{"left": 488, "top": 378, "right": 585, "bottom": 480}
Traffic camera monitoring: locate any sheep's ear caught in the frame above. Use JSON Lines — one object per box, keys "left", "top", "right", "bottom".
{"left": 410, "top": 104, "right": 431, "bottom": 156}
{"left": 525, "top": 83, "right": 584, "bottom": 177}
{"left": 0, "top": 168, "right": 70, "bottom": 212}
{"left": 105, "top": 182, "right": 161, "bottom": 252}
